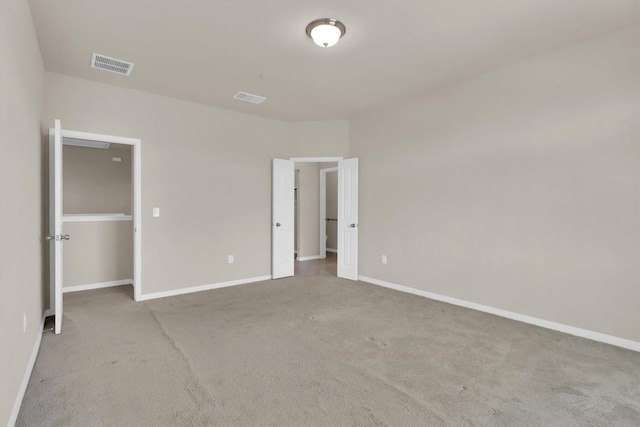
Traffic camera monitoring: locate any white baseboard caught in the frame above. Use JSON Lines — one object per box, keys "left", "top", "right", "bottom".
{"left": 297, "top": 255, "right": 323, "bottom": 262}
{"left": 137, "top": 275, "right": 271, "bottom": 301}
{"left": 358, "top": 275, "right": 640, "bottom": 353}
{"left": 63, "top": 279, "right": 133, "bottom": 293}
{"left": 9, "top": 316, "right": 45, "bottom": 427}
{"left": 326, "top": 248, "right": 337, "bottom": 253}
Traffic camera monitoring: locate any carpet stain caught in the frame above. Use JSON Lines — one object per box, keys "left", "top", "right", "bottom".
{"left": 367, "top": 336, "right": 388, "bottom": 348}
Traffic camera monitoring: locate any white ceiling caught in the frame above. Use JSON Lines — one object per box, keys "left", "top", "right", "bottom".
{"left": 28, "top": 0, "right": 639, "bottom": 121}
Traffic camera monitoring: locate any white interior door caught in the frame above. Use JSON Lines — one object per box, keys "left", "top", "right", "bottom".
{"left": 48, "top": 119, "right": 65, "bottom": 334}
{"left": 319, "top": 170, "right": 327, "bottom": 258}
{"left": 337, "top": 158, "right": 359, "bottom": 280}
{"left": 272, "top": 159, "right": 295, "bottom": 279}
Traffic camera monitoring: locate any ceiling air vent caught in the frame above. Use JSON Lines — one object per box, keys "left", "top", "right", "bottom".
{"left": 233, "top": 91, "right": 266, "bottom": 104}
{"left": 91, "top": 53, "right": 134, "bottom": 76}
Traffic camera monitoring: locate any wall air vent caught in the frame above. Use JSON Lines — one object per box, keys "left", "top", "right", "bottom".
{"left": 233, "top": 91, "right": 267, "bottom": 104}
{"left": 91, "top": 53, "right": 134, "bottom": 76}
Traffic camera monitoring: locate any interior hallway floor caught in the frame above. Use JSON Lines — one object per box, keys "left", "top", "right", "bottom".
{"left": 17, "top": 254, "right": 640, "bottom": 426}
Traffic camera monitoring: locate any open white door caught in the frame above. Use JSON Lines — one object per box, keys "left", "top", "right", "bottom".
{"left": 48, "top": 119, "right": 65, "bottom": 334}
{"left": 272, "top": 159, "right": 295, "bottom": 279}
{"left": 337, "top": 158, "right": 359, "bottom": 280}
{"left": 319, "top": 170, "right": 327, "bottom": 259}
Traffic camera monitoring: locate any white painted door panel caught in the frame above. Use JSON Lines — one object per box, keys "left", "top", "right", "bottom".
{"left": 272, "top": 159, "right": 295, "bottom": 279}
{"left": 49, "top": 119, "right": 64, "bottom": 334}
{"left": 319, "top": 171, "right": 327, "bottom": 258}
{"left": 337, "top": 158, "right": 358, "bottom": 280}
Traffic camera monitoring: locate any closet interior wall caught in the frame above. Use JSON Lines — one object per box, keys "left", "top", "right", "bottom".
{"left": 62, "top": 143, "right": 133, "bottom": 289}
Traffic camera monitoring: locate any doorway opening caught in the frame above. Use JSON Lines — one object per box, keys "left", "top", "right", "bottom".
{"left": 62, "top": 142, "right": 134, "bottom": 294}
{"left": 272, "top": 157, "right": 358, "bottom": 281}
{"left": 48, "top": 120, "right": 141, "bottom": 334}
{"left": 294, "top": 161, "right": 338, "bottom": 275}
{"left": 320, "top": 166, "right": 338, "bottom": 258}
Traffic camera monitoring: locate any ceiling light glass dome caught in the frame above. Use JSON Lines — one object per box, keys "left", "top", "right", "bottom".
{"left": 306, "top": 19, "right": 346, "bottom": 48}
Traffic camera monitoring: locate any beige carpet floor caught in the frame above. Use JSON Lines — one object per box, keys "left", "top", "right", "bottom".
{"left": 17, "top": 255, "right": 640, "bottom": 426}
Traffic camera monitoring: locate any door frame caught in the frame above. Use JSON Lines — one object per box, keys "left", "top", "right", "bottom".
{"left": 319, "top": 167, "right": 338, "bottom": 258}
{"left": 271, "top": 157, "right": 350, "bottom": 278}
{"left": 291, "top": 157, "right": 342, "bottom": 264}
{"left": 290, "top": 157, "right": 343, "bottom": 163}
{"left": 50, "top": 127, "right": 142, "bottom": 303}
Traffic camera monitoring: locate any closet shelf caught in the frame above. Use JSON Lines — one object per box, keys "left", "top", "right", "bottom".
{"left": 63, "top": 214, "right": 132, "bottom": 222}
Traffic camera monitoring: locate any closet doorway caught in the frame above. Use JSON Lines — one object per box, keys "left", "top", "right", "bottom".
{"left": 47, "top": 119, "right": 141, "bottom": 334}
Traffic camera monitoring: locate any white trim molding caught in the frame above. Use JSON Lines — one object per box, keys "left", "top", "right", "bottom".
{"left": 297, "top": 255, "right": 323, "bottom": 262}
{"left": 326, "top": 248, "right": 337, "bottom": 253}
{"left": 137, "top": 275, "right": 271, "bottom": 301}
{"left": 358, "top": 276, "right": 640, "bottom": 353}
{"left": 61, "top": 129, "right": 139, "bottom": 145}
{"left": 9, "top": 316, "right": 46, "bottom": 427}
{"left": 290, "top": 157, "right": 343, "bottom": 163}
{"left": 132, "top": 140, "right": 142, "bottom": 301}
{"left": 63, "top": 279, "right": 133, "bottom": 293}
{"left": 63, "top": 214, "right": 132, "bottom": 222}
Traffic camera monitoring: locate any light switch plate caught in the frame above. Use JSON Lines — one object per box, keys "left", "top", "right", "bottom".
{"left": 228, "top": 255, "right": 234, "bottom": 264}
{"left": 153, "top": 207, "right": 160, "bottom": 217}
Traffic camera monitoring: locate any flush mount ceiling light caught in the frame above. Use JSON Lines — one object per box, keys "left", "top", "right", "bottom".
{"left": 305, "top": 18, "right": 346, "bottom": 48}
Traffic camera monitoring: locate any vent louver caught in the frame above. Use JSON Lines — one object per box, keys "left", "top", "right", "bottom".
{"left": 91, "top": 53, "right": 134, "bottom": 76}
{"left": 233, "top": 91, "right": 267, "bottom": 104}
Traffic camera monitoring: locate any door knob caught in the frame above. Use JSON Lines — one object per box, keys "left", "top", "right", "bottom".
{"left": 62, "top": 234, "right": 70, "bottom": 240}
{"left": 45, "top": 235, "right": 55, "bottom": 241}
{"left": 350, "top": 224, "right": 357, "bottom": 228}
{"left": 275, "top": 223, "right": 281, "bottom": 227}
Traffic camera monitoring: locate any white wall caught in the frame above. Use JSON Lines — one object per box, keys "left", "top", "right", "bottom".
{"left": 63, "top": 145, "right": 132, "bottom": 214}
{"left": 289, "top": 121, "right": 349, "bottom": 157}
{"left": 0, "top": 0, "right": 44, "bottom": 424}
{"left": 44, "top": 73, "right": 349, "bottom": 296}
{"left": 63, "top": 221, "right": 133, "bottom": 288}
{"left": 350, "top": 26, "right": 640, "bottom": 342}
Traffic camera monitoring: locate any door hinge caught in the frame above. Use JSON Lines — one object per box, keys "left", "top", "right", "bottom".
{"left": 45, "top": 234, "right": 70, "bottom": 241}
